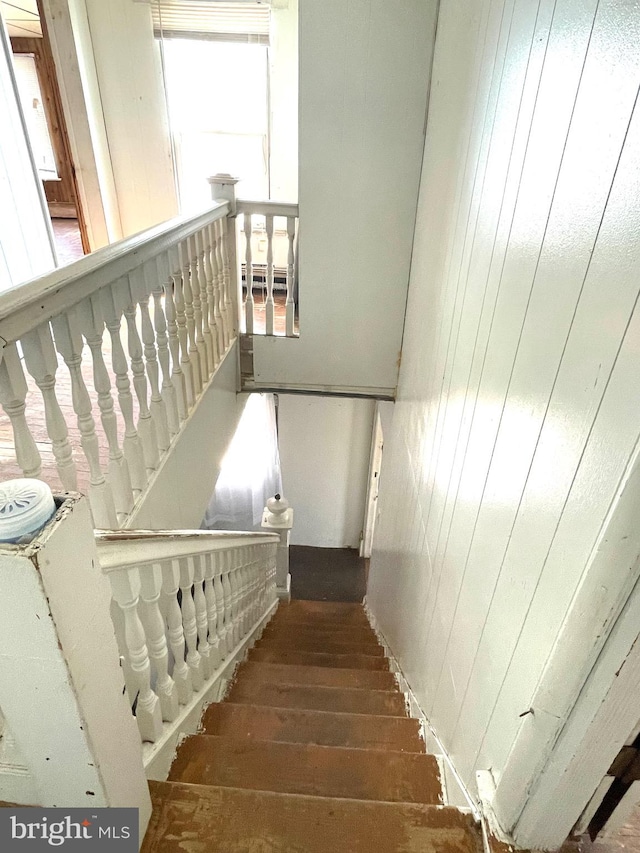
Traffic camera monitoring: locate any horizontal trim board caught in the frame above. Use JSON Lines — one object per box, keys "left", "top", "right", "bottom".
{"left": 154, "top": 29, "right": 268, "bottom": 44}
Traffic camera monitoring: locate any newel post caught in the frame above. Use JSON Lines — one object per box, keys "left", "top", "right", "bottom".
{"left": 208, "top": 173, "right": 241, "bottom": 342}
{"left": 0, "top": 484, "right": 151, "bottom": 835}
{"left": 262, "top": 494, "right": 293, "bottom": 601}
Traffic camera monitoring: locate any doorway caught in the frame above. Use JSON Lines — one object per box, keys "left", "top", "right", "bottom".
{"left": 4, "top": 0, "right": 88, "bottom": 265}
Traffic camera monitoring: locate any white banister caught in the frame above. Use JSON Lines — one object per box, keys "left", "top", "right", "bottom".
{"left": 234, "top": 199, "right": 299, "bottom": 338}
{"left": 0, "top": 200, "right": 234, "bottom": 530}
{"left": 95, "top": 528, "right": 279, "bottom": 777}
{"left": 0, "top": 491, "right": 151, "bottom": 833}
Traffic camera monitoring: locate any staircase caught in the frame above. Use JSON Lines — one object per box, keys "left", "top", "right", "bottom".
{"left": 142, "top": 600, "right": 482, "bottom": 853}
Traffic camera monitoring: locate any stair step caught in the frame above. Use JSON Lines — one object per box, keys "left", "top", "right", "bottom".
{"left": 272, "top": 602, "right": 371, "bottom": 627}
{"left": 202, "top": 703, "right": 424, "bottom": 751}
{"left": 263, "top": 623, "right": 381, "bottom": 646}
{"left": 169, "top": 734, "right": 443, "bottom": 803}
{"left": 225, "top": 681, "right": 407, "bottom": 716}
{"left": 256, "top": 637, "right": 386, "bottom": 657}
{"left": 144, "top": 780, "right": 479, "bottom": 853}
{"left": 234, "top": 661, "right": 399, "bottom": 691}
{"left": 249, "top": 647, "right": 389, "bottom": 670}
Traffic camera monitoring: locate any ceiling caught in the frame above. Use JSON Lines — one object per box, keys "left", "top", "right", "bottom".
{"left": 1, "top": 0, "right": 42, "bottom": 38}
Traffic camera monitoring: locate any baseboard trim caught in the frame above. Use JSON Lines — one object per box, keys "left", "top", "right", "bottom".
{"left": 363, "top": 597, "right": 480, "bottom": 819}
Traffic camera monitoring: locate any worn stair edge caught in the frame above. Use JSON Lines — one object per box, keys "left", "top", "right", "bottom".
{"left": 249, "top": 647, "right": 390, "bottom": 670}
{"left": 278, "top": 601, "right": 367, "bottom": 614}
{"left": 144, "top": 780, "right": 481, "bottom": 853}
{"left": 256, "top": 637, "right": 386, "bottom": 657}
{"left": 169, "top": 734, "right": 444, "bottom": 804}
{"left": 225, "top": 680, "right": 408, "bottom": 716}
{"left": 262, "top": 624, "right": 382, "bottom": 644}
{"left": 202, "top": 703, "right": 424, "bottom": 752}
{"left": 234, "top": 660, "right": 399, "bottom": 690}
{"left": 270, "top": 612, "right": 372, "bottom": 628}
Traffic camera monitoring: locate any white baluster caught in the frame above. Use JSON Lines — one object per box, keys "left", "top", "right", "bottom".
{"left": 139, "top": 563, "right": 179, "bottom": 722}
{"left": 180, "top": 240, "right": 202, "bottom": 396}
{"left": 189, "top": 233, "right": 208, "bottom": 386}
{"left": 0, "top": 343, "right": 41, "bottom": 477}
{"left": 286, "top": 216, "right": 296, "bottom": 337}
{"left": 213, "top": 554, "right": 228, "bottom": 659}
{"left": 230, "top": 548, "right": 242, "bottom": 645}
{"left": 244, "top": 213, "right": 254, "bottom": 334}
{"left": 221, "top": 552, "right": 234, "bottom": 651}
{"left": 131, "top": 267, "right": 170, "bottom": 454}
{"left": 203, "top": 553, "right": 222, "bottom": 669}
{"left": 101, "top": 284, "right": 147, "bottom": 496}
{"left": 22, "top": 325, "right": 77, "bottom": 490}
{"left": 122, "top": 283, "right": 159, "bottom": 475}
{"left": 161, "top": 559, "right": 192, "bottom": 705}
{"left": 162, "top": 254, "right": 188, "bottom": 424}
{"left": 252, "top": 546, "right": 261, "bottom": 622}
{"left": 51, "top": 309, "right": 117, "bottom": 527}
{"left": 214, "top": 219, "right": 228, "bottom": 352}
{"left": 109, "top": 567, "right": 163, "bottom": 743}
{"left": 269, "top": 545, "right": 277, "bottom": 605}
{"left": 202, "top": 224, "right": 219, "bottom": 369}
{"left": 195, "top": 229, "right": 214, "bottom": 379}
{"left": 77, "top": 296, "right": 134, "bottom": 524}
{"left": 264, "top": 215, "right": 275, "bottom": 335}
{"left": 178, "top": 557, "right": 203, "bottom": 692}
{"left": 192, "top": 555, "right": 211, "bottom": 679}
{"left": 240, "top": 553, "right": 251, "bottom": 635}
{"left": 220, "top": 216, "right": 234, "bottom": 344}
{"left": 209, "top": 222, "right": 225, "bottom": 362}
{"left": 152, "top": 256, "right": 180, "bottom": 437}
{"left": 170, "top": 246, "right": 195, "bottom": 410}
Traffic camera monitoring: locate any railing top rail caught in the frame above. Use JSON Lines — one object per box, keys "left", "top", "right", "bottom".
{"left": 95, "top": 528, "right": 279, "bottom": 572}
{"left": 237, "top": 199, "right": 299, "bottom": 219}
{"left": 0, "top": 201, "right": 230, "bottom": 346}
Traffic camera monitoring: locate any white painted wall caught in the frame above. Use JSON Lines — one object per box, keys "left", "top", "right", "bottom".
{"left": 278, "top": 395, "right": 374, "bottom": 548}
{"left": 269, "top": 0, "right": 298, "bottom": 202}
{"left": 0, "top": 14, "right": 55, "bottom": 288}
{"left": 251, "top": 0, "right": 437, "bottom": 396}
{"left": 127, "top": 345, "right": 246, "bottom": 530}
{"left": 82, "top": 0, "right": 178, "bottom": 237}
{"left": 367, "top": 0, "right": 640, "bottom": 808}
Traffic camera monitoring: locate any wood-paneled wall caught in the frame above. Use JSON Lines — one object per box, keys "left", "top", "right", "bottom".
{"left": 367, "top": 0, "right": 640, "bottom": 800}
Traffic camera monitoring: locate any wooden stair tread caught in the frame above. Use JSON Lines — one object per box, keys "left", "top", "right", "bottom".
{"left": 263, "top": 624, "right": 382, "bottom": 645}
{"left": 256, "top": 637, "right": 385, "bottom": 656}
{"left": 249, "top": 647, "right": 389, "bottom": 670}
{"left": 234, "top": 660, "right": 399, "bottom": 690}
{"left": 202, "top": 703, "right": 424, "bottom": 751}
{"left": 225, "top": 680, "right": 408, "bottom": 716}
{"left": 169, "top": 734, "right": 443, "bottom": 803}
{"left": 143, "top": 780, "right": 480, "bottom": 853}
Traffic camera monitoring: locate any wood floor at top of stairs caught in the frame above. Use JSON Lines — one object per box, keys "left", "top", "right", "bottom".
{"left": 143, "top": 600, "right": 482, "bottom": 853}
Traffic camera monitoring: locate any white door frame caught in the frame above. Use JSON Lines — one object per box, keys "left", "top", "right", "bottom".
{"left": 360, "top": 405, "right": 383, "bottom": 559}
{"left": 490, "top": 440, "right": 640, "bottom": 849}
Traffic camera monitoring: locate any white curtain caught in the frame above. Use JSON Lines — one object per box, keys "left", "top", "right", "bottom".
{"left": 202, "top": 393, "right": 282, "bottom": 530}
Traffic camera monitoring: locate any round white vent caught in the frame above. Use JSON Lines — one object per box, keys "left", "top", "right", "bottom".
{"left": 0, "top": 479, "right": 56, "bottom": 543}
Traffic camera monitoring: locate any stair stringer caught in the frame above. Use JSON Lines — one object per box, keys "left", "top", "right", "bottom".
{"left": 144, "top": 598, "right": 279, "bottom": 782}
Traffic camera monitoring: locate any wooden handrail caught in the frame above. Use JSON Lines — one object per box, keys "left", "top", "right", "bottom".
{"left": 95, "top": 528, "right": 279, "bottom": 571}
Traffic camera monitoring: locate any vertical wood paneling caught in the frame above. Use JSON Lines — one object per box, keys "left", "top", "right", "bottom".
{"left": 367, "top": 0, "right": 640, "bottom": 799}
